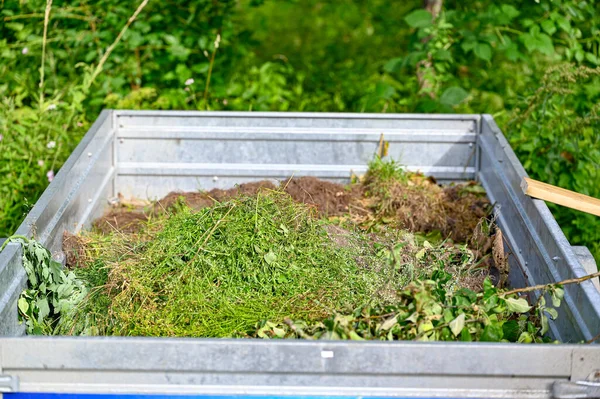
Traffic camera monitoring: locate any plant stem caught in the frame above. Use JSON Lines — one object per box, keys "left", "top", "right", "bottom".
{"left": 0, "top": 235, "right": 30, "bottom": 252}
{"left": 586, "top": 330, "right": 600, "bottom": 344}
{"left": 39, "top": 0, "right": 53, "bottom": 106}
{"left": 87, "top": 0, "right": 150, "bottom": 89}
{"left": 203, "top": 33, "right": 221, "bottom": 110}
{"left": 502, "top": 270, "right": 600, "bottom": 296}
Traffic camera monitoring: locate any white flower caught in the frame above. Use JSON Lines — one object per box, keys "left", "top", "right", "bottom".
{"left": 47, "top": 104, "right": 57, "bottom": 110}
{"left": 223, "top": 99, "right": 228, "bottom": 105}
{"left": 185, "top": 78, "right": 194, "bottom": 86}
{"left": 22, "top": 47, "right": 29, "bottom": 55}
{"left": 46, "top": 170, "right": 54, "bottom": 182}
{"left": 38, "top": 160, "right": 44, "bottom": 167}
{"left": 47, "top": 141, "right": 56, "bottom": 149}
{"left": 214, "top": 34, "right": 221, "bottom": 50}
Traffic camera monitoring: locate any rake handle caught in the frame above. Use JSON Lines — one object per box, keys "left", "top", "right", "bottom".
{"left": 521, "top": 177, "right": 600, "bottom": 217}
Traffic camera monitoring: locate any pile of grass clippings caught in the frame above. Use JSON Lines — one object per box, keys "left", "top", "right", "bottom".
{"left": 64, "top": 191, "right": 481, "bottom": 336}
{"left": 53, "top": 159, "right": 562, "bottom": 342}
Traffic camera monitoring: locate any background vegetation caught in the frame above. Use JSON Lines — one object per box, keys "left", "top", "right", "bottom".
{"left": 1, "top": 0, "right": 598, "bottom": 261}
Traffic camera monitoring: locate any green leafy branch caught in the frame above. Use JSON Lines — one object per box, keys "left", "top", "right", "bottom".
{"left": 1, "top": 236, "right": 87, "bottom": 335}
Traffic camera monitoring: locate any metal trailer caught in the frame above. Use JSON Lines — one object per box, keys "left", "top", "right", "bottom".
{"left": 0, "top": 111, "right": 599, "bottom": 399}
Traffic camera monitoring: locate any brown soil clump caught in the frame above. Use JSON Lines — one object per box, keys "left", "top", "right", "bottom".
{"left": 442, "top": 184, "right": 490, "bottom": 242}
{"left": 93, "top": 210, "right": 149, "bottom": 234}
{"left": 154, "top": 192, "right": 214, "bottom": 212}
{"left": 154, "top": 181, "right": 277, "bottom": 213}
{"left": 283, "top": 177, "right": 357, "bottom": 217}
{"left": 63, "top": 231, "right": 89, "bottom": 268}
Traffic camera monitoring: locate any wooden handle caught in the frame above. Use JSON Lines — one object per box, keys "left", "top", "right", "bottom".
{"left": 521, "top": 177, "right": 600, "bottom": 217}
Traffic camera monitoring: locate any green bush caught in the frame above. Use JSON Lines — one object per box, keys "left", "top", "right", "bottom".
{"left": 0, "top": 0, "right": 598, "bottom": 263}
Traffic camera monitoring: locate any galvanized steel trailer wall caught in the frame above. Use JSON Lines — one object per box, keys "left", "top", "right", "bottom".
{"left": 0, "top": 111, "right": 599, "bottom": 398}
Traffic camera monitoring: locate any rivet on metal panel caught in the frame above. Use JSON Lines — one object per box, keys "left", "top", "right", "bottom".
{"left": 88, "top": 198, "right": 92, "bottom": 203}
{"left": 87, "top": 152, "right": 92, "bottom": 157}
{"left": 519, "top": 249, "right": 522, "bottom": 254}
{"left": 321, "top": 350, "right": 334, "bottom": 359}
{"left": 213, "top": 176, "right": 219, "bottom": 182}
{"left": 498, "top": 159, "right": 503, "bottom": 163}
{"left": 469, "top": 143, "right": 474, "bottom": 148}
{"left": 553, "top": 256, "right": 561, "bottom": 261}
{"left": 119, "top": 139, "right": 124, "bottom": 144}
{"left": 525, "top": 261, "right": 529, "bottom": 266}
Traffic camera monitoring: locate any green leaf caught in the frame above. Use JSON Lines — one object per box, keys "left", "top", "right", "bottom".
{"left": 349, "top": 331, "right": 365, "bottom": 341}
{"left": 264, "top": 251, "right": 277, "bottom": 265}
{"left": 505, "top": 297, "right": 531, "bottom": 313}
{"left": 384, "top": 57, "right": 404, "bottom": 73}
{"left": 503, "top": 42, "right": 520, "bottom": 61}
{"left": 502, "top": 320, "right": 521, "bottom": 342}
{"left": 585, "top": 52, "right": 600, "bottom": 65}
{"left": 440, "top": 86, "right": 469, "bottom": 106}
{"left": 474, "top": 43, "right": 492, "bottom": 61}
{"left": 554, "top": 14, "right": 571, "bottom": 32}
{"left": 433, "top": 49, "right": 452, "bottom": 61}
{"left": 380, "top": 315, "right": 398, "bottom": 331}
{"left": 449, "top": 313, "right": 465, "bottom": 336}
{"left": 481, "top": 324, "right": 503, "bottom": 342}
{"left": 272, "top": 326, "right": 286, "bottom": 338}
{"left": 279, "top": 223, "right": 289, "bottom": 235}
{"left": 501, "top": 4, "right": 520, "bottom": 21}
{"left": 36, "top": 297, "right": 50, "bottom": 321}
{"left": 18, "top": 297, "right": 29, "bottom": 314}
{"left": 375, "top": 82, "right": 396, "bottom": 99}
{"left": 541, "top": 20, "right": 556, "bottom": 36}
{"left": 404, "top": 10, "right": 433, "bottom": 29}
{"left": 551, "top": 287, "right": 564, "bottom": 307}
{"left": 518, "top": 331, "right": 533, "bottom": 343}
{"left": 545, "top": 307, "right": 559, "bottom": 320}
{"left": 461, "top": 38, "right": 477, "bottom": 53}
{"left": 540, "top": 314, "right": 549, "bottom": 335}
{"left": 460, "top": 327, "right": 472, "bottom": 342}
{"left": 537, "top": 33, "right": 554, "bottom": 55}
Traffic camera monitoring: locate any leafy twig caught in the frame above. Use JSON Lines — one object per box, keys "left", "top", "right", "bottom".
{"left": 502, "top": 270, "right": 600, "bottom": 296}
{"left": 413, "top": 318, "right": 483, "bottom": 340}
